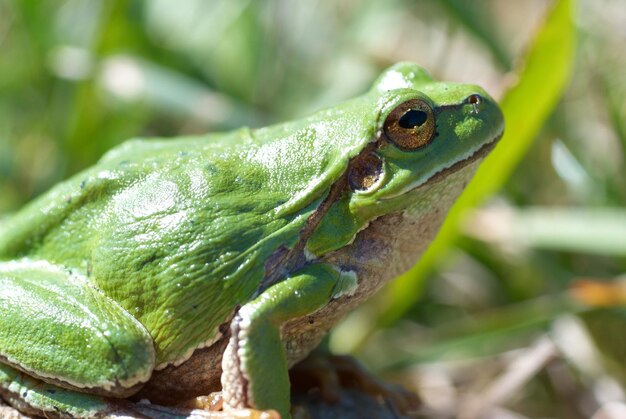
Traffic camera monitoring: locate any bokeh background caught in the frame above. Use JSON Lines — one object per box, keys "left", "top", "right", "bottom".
{"left": 1, "top": 0, "right": 625, "bottom": 418}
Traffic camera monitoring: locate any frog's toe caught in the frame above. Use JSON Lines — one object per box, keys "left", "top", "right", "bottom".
{"left": 179, "top": 392, "right": 281, "bottom": 419}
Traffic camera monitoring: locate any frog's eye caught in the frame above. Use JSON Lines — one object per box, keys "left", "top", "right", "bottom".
{"left": 383, "top": 99, "right": 436, "bottom": 151}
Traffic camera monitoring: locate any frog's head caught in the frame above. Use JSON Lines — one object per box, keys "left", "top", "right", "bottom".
{"left": 353, "top": 62, "right": 504, "bottom": 207}
{"left": 307, "top": 62, "right": 504, "bottom": 255}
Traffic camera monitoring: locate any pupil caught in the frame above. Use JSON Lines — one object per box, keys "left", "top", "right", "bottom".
{"left": 399, "top": 109, "right": 427, "bottom": 129}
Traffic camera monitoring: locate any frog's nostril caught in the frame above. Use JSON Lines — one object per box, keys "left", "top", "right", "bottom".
{"left": 467, "top": 94, "right": 482, "bottom": 105}
{"left": 467, "top": 94, "right": 483, "bottom": 114}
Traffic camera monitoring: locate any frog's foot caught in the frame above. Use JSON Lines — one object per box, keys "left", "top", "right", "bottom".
{"left": 179, "top": 392, "right": 281, "bottom": 419}
{"left": 289, "top": 354, "right": 419, "bottom": 416}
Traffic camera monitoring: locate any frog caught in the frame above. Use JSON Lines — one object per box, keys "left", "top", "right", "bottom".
{"left": 0, "top": 62, "right": 504, "bottom": 419}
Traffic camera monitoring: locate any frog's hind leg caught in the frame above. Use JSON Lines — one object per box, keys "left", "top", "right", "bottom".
{"left": 0, "top": 363, "right": 247, "bottom": 419}
{"left": 0, "top": 259, "right": 155, "bottom": 409}
{"left": 0, "top": 362, "right": 123, "bottom": 418}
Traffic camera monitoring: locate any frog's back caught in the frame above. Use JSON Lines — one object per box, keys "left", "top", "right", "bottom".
{"left": 0, "top": 107, "right": 372, "bottom": 365}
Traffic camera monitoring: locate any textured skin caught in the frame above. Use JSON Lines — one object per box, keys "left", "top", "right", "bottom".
{"left": 132, "top": 160, "right": 485, "bottom": 417}
{"left": 1, "top": 89, "right": 380, "bottom": 368}
{"left": 0, "top": 62, "right": 504, "bottom": 417}
{"left": 0, "top": 260, "right": 154, "bottom": 395}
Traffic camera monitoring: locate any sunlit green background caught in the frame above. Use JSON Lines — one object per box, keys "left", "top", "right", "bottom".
{"left": 1, "top": 0, "right": 625, "bottom": 417}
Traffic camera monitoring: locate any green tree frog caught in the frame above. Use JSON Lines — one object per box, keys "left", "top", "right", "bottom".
{"left": 0, "top": 63, "right": 504, "bottom": 418}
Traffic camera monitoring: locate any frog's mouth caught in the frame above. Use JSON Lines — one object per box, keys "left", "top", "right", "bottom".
{"left": 381, "top": 130, "right": 503, "bottom": 200}
{"left": 421, "top": 131, "right": 503, "bottom": 186}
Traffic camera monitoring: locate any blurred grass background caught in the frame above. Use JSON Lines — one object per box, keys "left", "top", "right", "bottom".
{"left": 1, "top": 0, "right": 625, "bottom": 417}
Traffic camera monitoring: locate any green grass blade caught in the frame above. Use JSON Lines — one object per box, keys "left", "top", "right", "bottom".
{"left": 478, "top": 208, "right": 626, "bottom": 256}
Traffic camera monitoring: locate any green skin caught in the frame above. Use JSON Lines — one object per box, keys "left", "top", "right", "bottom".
{"left": 0, "top": 63, "right": 503, "bottom": 418}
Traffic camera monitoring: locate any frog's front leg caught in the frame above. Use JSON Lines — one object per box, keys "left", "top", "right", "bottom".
{"left": 221, "top": 263, "right": 354, "bottom": 418}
